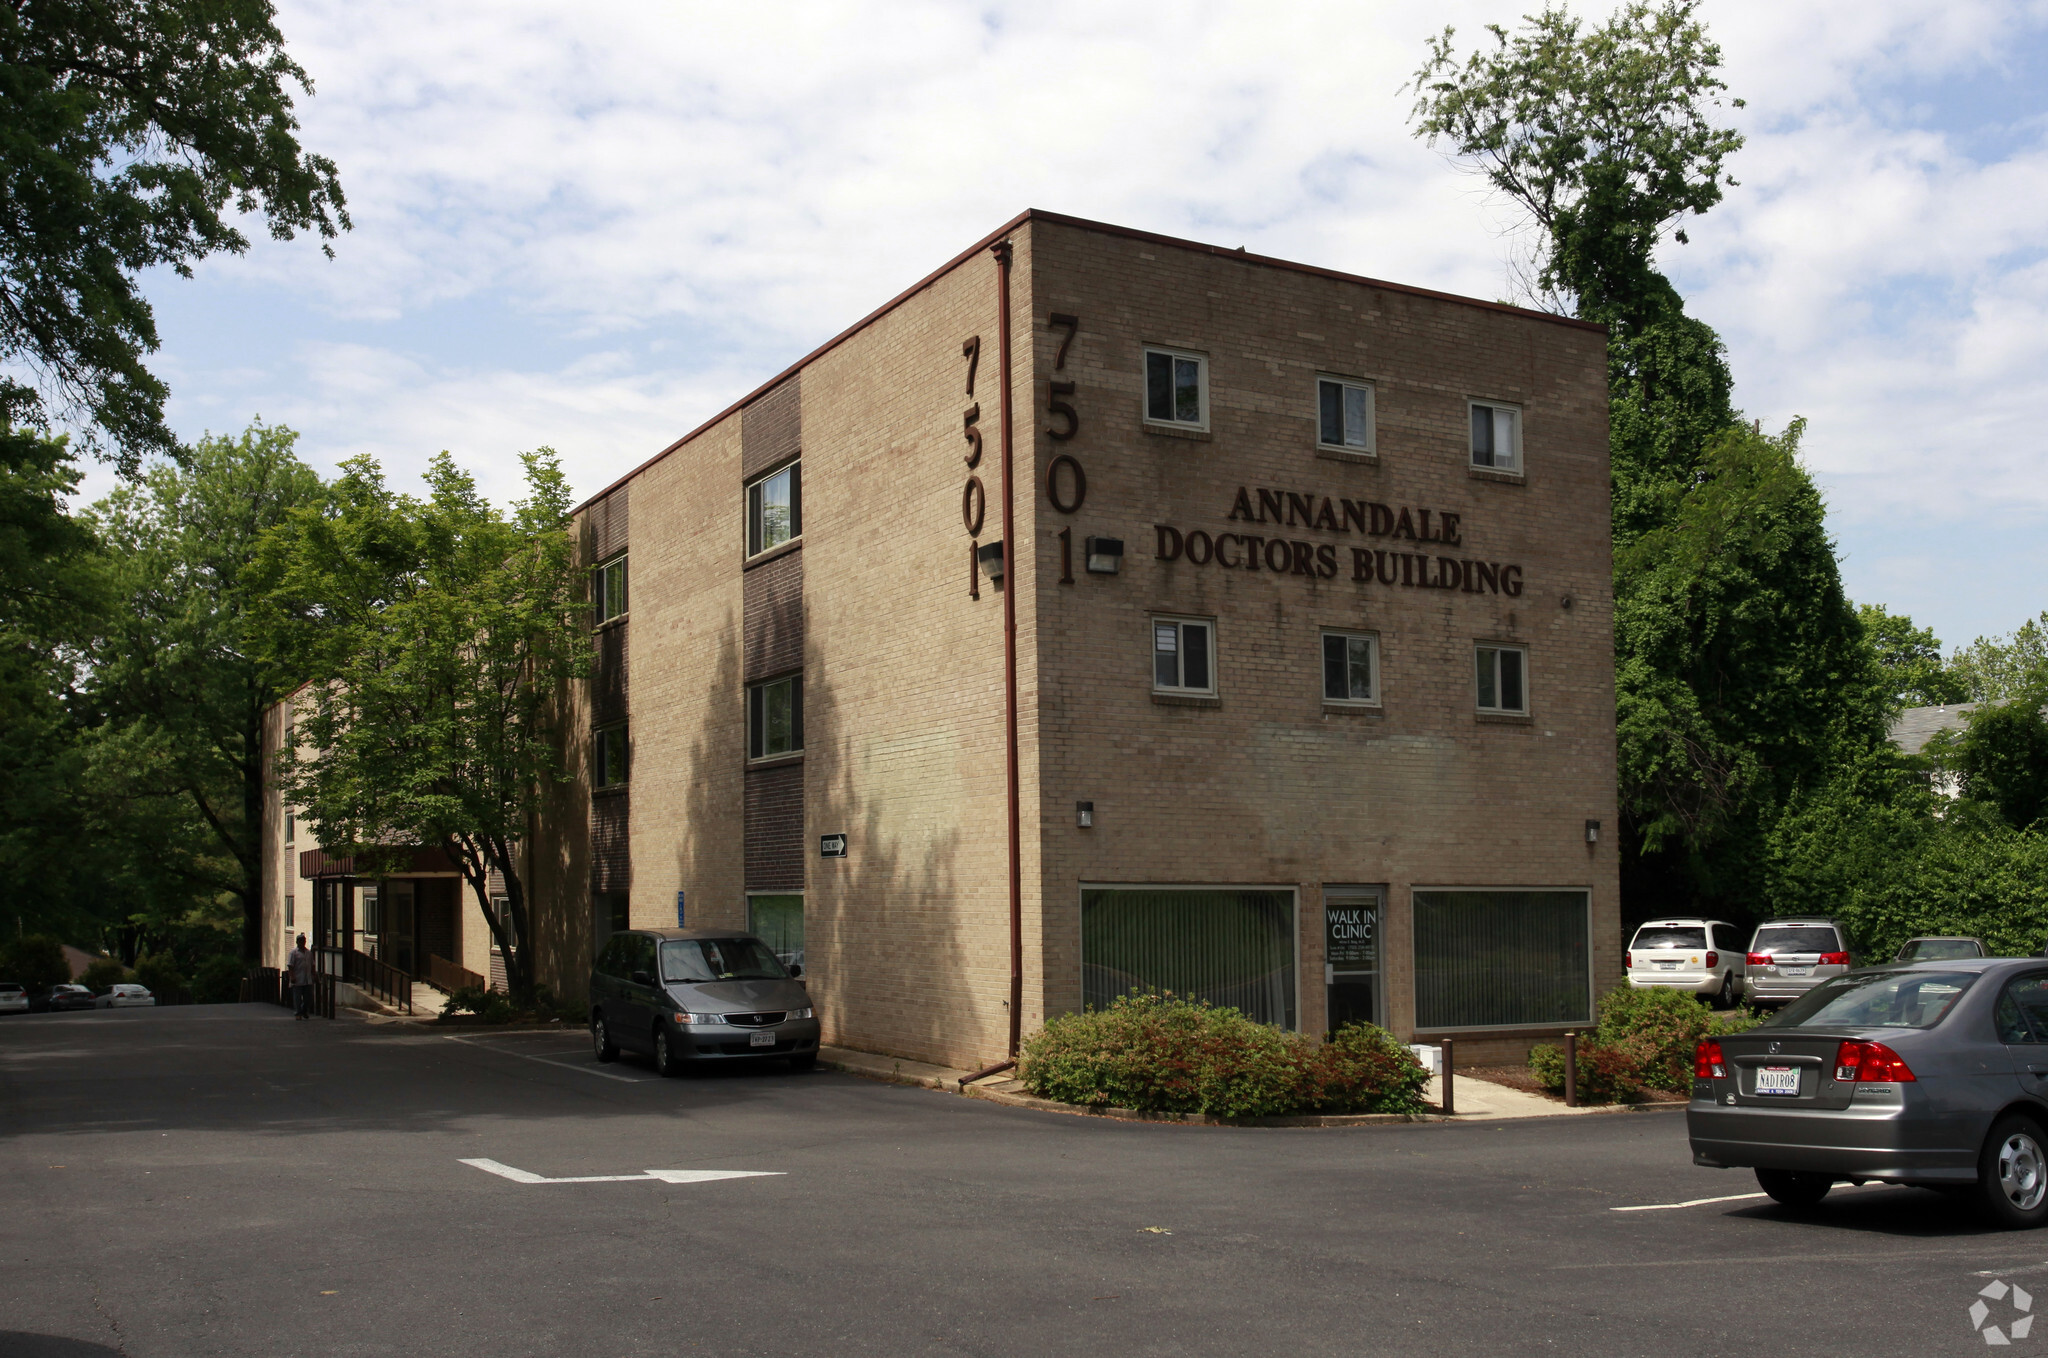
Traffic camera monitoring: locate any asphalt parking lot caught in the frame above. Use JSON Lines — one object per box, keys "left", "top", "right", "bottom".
{"left": 3, "top": 1006, "right": 2043, "bottom": 1357}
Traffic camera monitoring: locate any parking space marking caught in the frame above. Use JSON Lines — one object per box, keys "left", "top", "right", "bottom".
{"left": 1611, "top": 1192, "right": 1768, "bottom": 1212}
{"left": 460, "top": 1158, "right": 783, "bottom": 1186}
{"left": 442, "top": 1034, "right": 647, "bottom": 1083}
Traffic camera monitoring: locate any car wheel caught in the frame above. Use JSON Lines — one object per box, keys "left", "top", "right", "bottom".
{"left": 1756, "top": 1168, "right": 1833, "bottom": 1208}
{"left": 1978, "top": 1115, "right": 2048, "bottom": 1229}
{"left": 788, "top": 1053, "right": 818, "bottom": 1072}
{"left": 592, "top": 1014, "right": 618, "bottom": 1063}
{"left": 653, "top": 1026, "right": 682, "bottom": 1078}
{"left": 1713, "top": 974, "right": 1735, "bottom": 1010}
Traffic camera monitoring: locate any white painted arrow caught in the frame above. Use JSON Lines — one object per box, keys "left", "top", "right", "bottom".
{"left": 460, "top": 1158, "right": 783, "bottom": 1185}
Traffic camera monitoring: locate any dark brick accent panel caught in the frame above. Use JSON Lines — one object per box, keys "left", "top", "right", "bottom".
{"left": 590, "top": 792, "right": 630, "bottom": 894}
{"left": 593, "top": 622, "right": 628, "bottom": 727}
{"left": 744, "top": 762, "right": 804, "bottom": 891}
{"left": 590, "top": 485, "right": 628, "bottom": 560}
{"left": 743, "top": 550, "right": 803, "bottom": 682}
{"left": 740, "top": 374, "right": 801, "bottom": 480}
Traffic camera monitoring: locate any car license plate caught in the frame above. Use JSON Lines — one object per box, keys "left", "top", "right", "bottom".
{"left": 1783, "top": 966, "right": 1812, "bottom": 977}
{"left": 749, "top": 1030, "right": 775, "bottom": 1047}
{"left": 1655, "top": 961, "right": 1678, "bottom": 970}
{"left": 1756, "top": 1067, "right": 1800, "bottom": 1096}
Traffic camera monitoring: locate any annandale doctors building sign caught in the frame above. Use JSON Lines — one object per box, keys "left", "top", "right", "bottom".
{"left": 1153, "top": 485, "right": 1525, "bottom": 596}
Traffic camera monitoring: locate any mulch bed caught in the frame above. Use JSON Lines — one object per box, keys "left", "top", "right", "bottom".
{"left": 1462, "top": 1063, "right": 1686, "bottom": 1105}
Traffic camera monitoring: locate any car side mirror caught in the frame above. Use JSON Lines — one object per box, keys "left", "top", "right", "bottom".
{"left": 630, "top": 970, "right": 653, "bottom": 987}
{"left": 788, "top": 963, "right": 803, "bottom": 978}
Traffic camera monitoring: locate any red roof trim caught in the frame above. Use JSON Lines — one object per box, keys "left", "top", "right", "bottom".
{"left": 571, "top": 209, "right": 1605, "bottom": 513}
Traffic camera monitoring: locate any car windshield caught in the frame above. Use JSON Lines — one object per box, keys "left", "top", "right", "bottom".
{"left": 1900, "top": 939, "right": 1982, "bottom": 961}
{"left": 661, "top": 938, "right": 787, "bottom": 983}
{"left": 1763, "top": 970, "right": 1975, "bottom": 1030}
{"left": 1753, "top": 926, "right": 1839, "bottom": 954}
{"left": 1632, "top": 927, "right": 1707, "bottom": 950}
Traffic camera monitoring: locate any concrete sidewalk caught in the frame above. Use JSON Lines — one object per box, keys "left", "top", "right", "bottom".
{"left": 817, "top": 1045, "right": 1664, "bottom": 1124}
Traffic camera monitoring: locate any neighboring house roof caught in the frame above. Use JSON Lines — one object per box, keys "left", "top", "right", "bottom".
{"left": 1890, "top": 704, "right": 1976, "bottom": 755}
{"left": 61, "top": 945, "right": 105, "bottom": 980}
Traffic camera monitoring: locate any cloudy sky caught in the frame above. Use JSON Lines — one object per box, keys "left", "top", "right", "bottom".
{"left": 125, "top": 0, "right": 2048, "bottom": 653}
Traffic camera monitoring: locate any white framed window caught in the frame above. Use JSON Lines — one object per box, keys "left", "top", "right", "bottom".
{"left": 746, "top": 461, "right": 801, "bottom": 556}
{"left": 595, "top": 553, "right": 627, "bottom": 623}
{"left": 1144, "top": 347, "right": 1208, "bottom": 429}
{"left": 1321, "top": 630, "right": 1379, "bottom": 706}
{"left": 1475, "top": 644, "right": 1528, "bottom": 715}
{"left": 1317, "top": 376, "right": 1376, "bottom": 452}
{"left": 285, "top": 893, "right": 295, "bottom": 928}
{"left": 1469, "top": 400, "right": 1522, "bottom": 472}
{"left": 747, "top": 674, "right": 803, "bottom": 760}
{"left": 1151, "top": 615, "right": 1215, "bottom": 695}
{"left": 285, "top": 812, "right": 295, "bottom": 846}
{"left": 594, "top": 722, "right": 629, "bottom": 787}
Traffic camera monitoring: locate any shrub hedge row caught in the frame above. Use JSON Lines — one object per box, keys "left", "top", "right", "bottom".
{"left": 1529, "top": 985, "right": 1758, "bottom": 1102}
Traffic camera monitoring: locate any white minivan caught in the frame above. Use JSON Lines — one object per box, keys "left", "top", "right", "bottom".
{"left": 1625, "top": 919, "right": 1747, "bottom": 1008}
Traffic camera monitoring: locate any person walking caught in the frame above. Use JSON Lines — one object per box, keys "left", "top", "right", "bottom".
{"left": 286, "top": 934, "right": 315, "bottom": 1020}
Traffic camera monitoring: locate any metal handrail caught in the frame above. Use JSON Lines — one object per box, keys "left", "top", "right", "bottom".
{"left": 312, "top": 946, "right": 414, "bottom": 1015}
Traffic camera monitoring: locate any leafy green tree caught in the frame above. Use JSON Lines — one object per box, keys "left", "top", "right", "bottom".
{"left": 83, "top": 422, "right": 324, "bottom": 962}
{"left": 1409, "top": 3, "right": 1889, "bottom": 913}
{"left": 1859, "top": 604, "right": 1968, "bottom": 708}
{"left": 1, "top": 0, "right": 346, "bottom": 467}
{"left": 80, "top": 955, "right": 127, "bottom": 990}
{"left": 1947, "top": 701, "right": 2048, "bottom": 831}
{"left": 0, "top": 933, "right": 71, "bottom": 991}
{"left": 1950, "top": 614, "right": 2048, "bottom": 704}
{"left": 257, "top": 450, "right": 590, "bottom": 1001}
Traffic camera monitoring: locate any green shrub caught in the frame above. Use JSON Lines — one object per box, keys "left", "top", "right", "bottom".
{"left": 1020, "top": 994, "right": 1430, "bottom": 1118}
{"left": 1529, "top": 984, "right": 1760, "bottom": 1100}
{"left": 134, "top": 955, "right": 187, "bottom": 998}
{"left": 0, "top": 935, "right": 70, "bottom": 993}
{"left": 80, "top": 956, "right": 130, "bottom": 991}
{"left": 192, "top": 955, "right": 246, "bottom": 1004}
{"left": 441, "top": 984, "right": 518, "bottom": 1023}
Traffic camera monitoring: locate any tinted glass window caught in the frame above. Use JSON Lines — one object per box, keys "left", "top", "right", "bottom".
{"left": 660, "top": 937, "right": 788, "bottom": 983}
{"left": 1901, "top": 939, "right": 1982, "bottom": 961}
{"left": 2000, "top": 975, "right": 2048, "bottom": 1043}
{"left": 1765, "top": 971, "right": 1975, "bottom": 1030}
{"left": 1631, "top": 927, "right": 1708, "bottom": 950}
{"left": 1753, "top": 926, "right": 1840, "bottom": 954}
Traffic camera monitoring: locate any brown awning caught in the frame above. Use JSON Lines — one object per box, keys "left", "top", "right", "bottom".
{"left": 299, "top": 846, "right": 458, "bottom": 879}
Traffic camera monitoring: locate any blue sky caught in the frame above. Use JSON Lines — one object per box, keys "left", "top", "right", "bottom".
{"left": 106, "top": 0, "right": 2048, "bottom": 655}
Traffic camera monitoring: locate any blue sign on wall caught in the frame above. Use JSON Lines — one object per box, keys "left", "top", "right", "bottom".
{"left": 676, "top": 890, "right": 686, "bottom": 928}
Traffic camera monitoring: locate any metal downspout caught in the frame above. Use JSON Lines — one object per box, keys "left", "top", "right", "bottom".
{"left": 993, "top": 240, "right": 1024, "bottom": 1068}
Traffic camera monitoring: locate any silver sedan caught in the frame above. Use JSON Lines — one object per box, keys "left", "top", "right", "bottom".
{"left": 1688, "top": 958, "right": 2048, "bottom": 1228}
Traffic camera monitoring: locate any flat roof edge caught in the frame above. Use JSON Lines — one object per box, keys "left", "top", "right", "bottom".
{"left": 572, "top": 209, "right": 1606, "bottom": 514}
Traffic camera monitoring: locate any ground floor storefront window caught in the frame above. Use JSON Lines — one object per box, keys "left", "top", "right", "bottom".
{"left": 1413, "top": 888, "right": 1590, "bottom": 1030}
{"left": 748, "top": 893, "right": 805, "bottom": 969}
{"left": 1081, "top": 887, "right": 1296, "bottom": 1029}
{"left": 1324, "top": 886, "right": 1383, "bottom": 1032}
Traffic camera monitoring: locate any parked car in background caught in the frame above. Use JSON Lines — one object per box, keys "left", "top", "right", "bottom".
{"left": 1744, "top": 918, "right": 1854, "bottom": 1008}
{"left": 1689, "top": 959, "right": 2048, "bottom": 1227}
{"left": 1895, "top": 937, "right": 1986, "bottom": 962}
{"left": 94, "top": 984, "right": 154, "bottom": 1009}
{"left": 1626, "top": 919, "right": 1748, "bottom": 1008}
{"left": 0, "top": 983, "right": 28, "bottom": 1015}
{"left": 44, "top": 984, "right": 95, "bottom": 1012}
{"left": 589, "top": 928, "right": 821, "bottom": 1076}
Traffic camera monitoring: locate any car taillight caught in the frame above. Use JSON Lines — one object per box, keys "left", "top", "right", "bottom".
{"left": 1833, "top": 1040, "right": 1915, "bottom": 1083}
{"left": 1624, "top": 950, "right": 1632, "bottom": 969}
{"left": 1819, "top": 951, "right": 1849, "bottom": 966}
{"left": 1705, "top": 951, "right": 1718, "bottom": 968}
{"left": 1695, "top": 1039, "right": 1727, "bottom": 1080}
{"left": 1747, "top": 952, "right": 1770, "bottom": 966}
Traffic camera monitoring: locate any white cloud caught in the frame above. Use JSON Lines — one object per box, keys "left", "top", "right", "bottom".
{"left": 129, "top": 0, "right": 2048, "bottom": 647}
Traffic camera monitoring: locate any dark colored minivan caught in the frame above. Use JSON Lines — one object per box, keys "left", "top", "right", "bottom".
{"left": 590, "top": 928, "right": 821, "bottom": 1076}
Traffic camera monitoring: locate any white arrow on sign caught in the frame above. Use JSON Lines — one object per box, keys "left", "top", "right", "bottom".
{"left": 461, "top": 1158, "right": 783, "bottom": 1185}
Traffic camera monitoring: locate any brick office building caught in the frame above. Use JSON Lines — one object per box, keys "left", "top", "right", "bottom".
{"left": 265, "top": 209, "right": 1621, "bottom": 1067}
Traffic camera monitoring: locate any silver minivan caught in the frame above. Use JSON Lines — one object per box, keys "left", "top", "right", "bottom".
{"left": 1745, "top": 918, "right": 1853, "bottom": 1007}
{"left": 1627, "top": 919, "right": 1747, "bottom": 1008}
{"left": 589, "top": 928, "right": 821, "bottom": 1076}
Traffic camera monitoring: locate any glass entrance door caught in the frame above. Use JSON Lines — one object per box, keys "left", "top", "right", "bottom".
{"left": 1324, "top": 886, "right": 1384, "bottom": 1034}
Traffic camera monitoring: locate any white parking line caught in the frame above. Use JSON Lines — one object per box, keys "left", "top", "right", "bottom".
{"left": 442, "top": 1034, "right": 645, "bottom": 1083}
{"left": 460, "top": 1158, "right": 783, "bottom": 1186}
{"left": 1612, "top": 1192, "right": 1769, "bottom": 1212}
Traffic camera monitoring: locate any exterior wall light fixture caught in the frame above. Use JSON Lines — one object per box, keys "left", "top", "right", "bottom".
{"left": 977, "top": 540, "right": 1006, "bottom": 585}
{"left": 1076, "top": 801, "right": 1094, "bottom": 828}
{"left": 1084, "top": 537, "right": 1124, "bottom": 574}
{"left": 1585, "top": 819, "right": 1601, "bottom": 845}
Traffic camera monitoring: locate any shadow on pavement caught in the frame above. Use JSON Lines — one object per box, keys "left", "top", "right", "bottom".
{"left": 0, "top": 1334, "right": 124, "bottom": 1357}
{"left": 1726, "top": 1185, "right": 2003, "bottom": 1238}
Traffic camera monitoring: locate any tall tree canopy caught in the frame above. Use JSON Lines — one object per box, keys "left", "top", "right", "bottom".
{"left": 84, "top": 421, "right": 325, "bottom": 961}
{"left": 0, "top": 0, "right": 347, "bottom": 466}
{"left": 256, "top": 450, "right": 589, "bottom": 1001}
{"left": 1410, "top": 2, "right": 1888, "bottom": 917}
